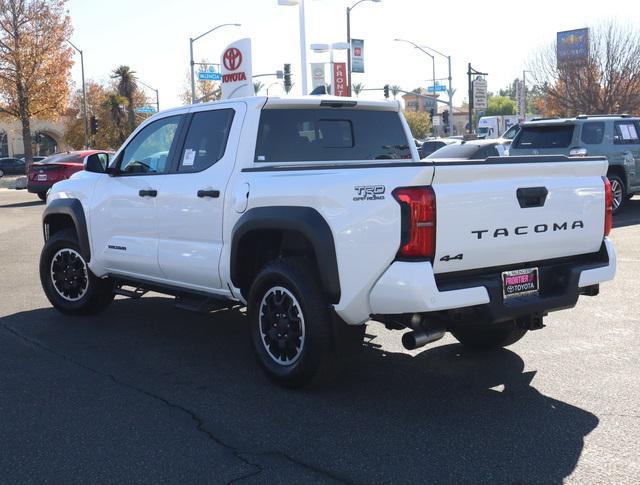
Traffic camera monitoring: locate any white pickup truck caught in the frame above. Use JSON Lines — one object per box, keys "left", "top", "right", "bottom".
{"left": 40, "top": 96, "right": 616, "bottom": 388}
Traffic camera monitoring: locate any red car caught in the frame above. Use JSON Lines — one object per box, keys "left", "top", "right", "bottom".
{"left": 27, "top": 150, "right": 113, "bottom": 201}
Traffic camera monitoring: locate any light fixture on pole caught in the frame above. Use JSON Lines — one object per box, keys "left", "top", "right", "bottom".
{"left": 419, "top": 43, "right": 454, "bottom": 135}
{"left": 395, "top": 38, "right": 437, "bottom": 136}
{"left": 346, "top": 0, "right": 381, "bottom": 89}
{"left": 67, "top": 40, "right": 88, "bottom": 148}
{"left": 138, "top": 80, "right": 160, "bottom": 113}
{"left": 311, "top": 42, "right": 349, "bottom": 94}
{"left": 189, "top": 23, "right": 241, "bottom": 104}
{"left": 278, "top": 0, "right": 310, "bottom": 95}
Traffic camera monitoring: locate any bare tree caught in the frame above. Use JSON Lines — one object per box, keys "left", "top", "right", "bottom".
{"left": 528, "top": 21, "right": 640, "bottom": 116}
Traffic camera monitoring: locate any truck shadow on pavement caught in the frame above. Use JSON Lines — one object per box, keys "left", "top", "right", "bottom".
{"left": 0, "top": 297, "right": 598, "bottom": 484}
{"left": 614, "top": 196, "right": 640, "bottom": 228}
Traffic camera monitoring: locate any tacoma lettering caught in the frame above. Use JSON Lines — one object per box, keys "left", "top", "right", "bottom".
{"left": 472, "top": 220, "right": 585, "bottom": 239}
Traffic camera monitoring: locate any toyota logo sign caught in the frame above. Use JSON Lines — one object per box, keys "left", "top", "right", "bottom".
{"left": 223, "top": 48, "right": 242, "bottom": 71}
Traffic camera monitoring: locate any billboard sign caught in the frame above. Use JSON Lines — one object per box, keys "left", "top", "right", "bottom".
{"left": 473, "top": 77, "right": 487, "bottom": 110}
{"left": 333, "top": 62, "right": 350, "bottom": 96}
{"left": 351, "top": 39, "right": 364, "bottom": 73}
{"left": 311, "top": 62, "right": 326, "bottom": 89}
{"left": 557, "top": 28, "right": 589, "bottom": 66}
{"left": 220, "top": 38, "right": 253, "bottom": 99}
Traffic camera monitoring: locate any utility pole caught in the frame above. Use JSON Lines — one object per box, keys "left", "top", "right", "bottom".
{"left": 138, "top": 80, "right": 160, "bottom": 113}
{"left": 467, "top": 63, "right": 488, "bottom": 134}
{"left": 68, "top": 40, "right": 88, "bottom": 148}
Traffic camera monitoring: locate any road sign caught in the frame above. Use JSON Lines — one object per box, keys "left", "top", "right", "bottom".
{"left": 473, "top": 77, "right": 488, "bottom": 111}
{"left": 427, "top": 84, "right": 447, "bottom": 93}
{"left": 198, "top": 71, "right": 221, "bottom": 81}
{"left": 135, "top": 106, "right": 156, "bottom": 114}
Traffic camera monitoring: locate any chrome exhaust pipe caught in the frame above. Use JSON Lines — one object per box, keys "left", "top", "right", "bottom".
{"left": 402, "top": 328, "right": 445, "bottom": 350}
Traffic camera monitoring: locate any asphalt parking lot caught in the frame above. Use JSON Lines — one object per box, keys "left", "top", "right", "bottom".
{"left": 0, "top": 188, "right": 639, "bottom": 484}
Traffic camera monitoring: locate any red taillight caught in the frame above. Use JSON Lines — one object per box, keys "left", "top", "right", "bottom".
{"left": 392, "top": 186, "right": 436, "bottom": 259}
{"left": 603, "top": 176, "right": 612, "bottom": 237}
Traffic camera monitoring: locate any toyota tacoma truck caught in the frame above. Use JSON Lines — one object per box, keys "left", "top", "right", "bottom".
{"left": 40, "top": 96, "right": 616, "bottom": 388}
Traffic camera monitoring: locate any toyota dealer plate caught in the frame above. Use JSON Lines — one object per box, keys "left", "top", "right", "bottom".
{"left": 502, "top": 267, "right": 539, "bottom": 299}
{"left": 37, "top": 174, "right": 47, "bottom": 181}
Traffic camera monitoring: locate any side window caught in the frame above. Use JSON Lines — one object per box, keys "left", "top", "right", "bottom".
{"left": 581, "top": 122, "right": 605, "bottom": 145}
{"left": 178, "top": 109, "right": 235, "bottom": 173}
{"left": 118, "top": 116, "right": 181, "bottom": 175}
{"left": 614, "top": 121, "right": 640, "bottom": 145}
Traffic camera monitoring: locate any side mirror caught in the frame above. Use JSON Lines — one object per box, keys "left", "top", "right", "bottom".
{"left": 84, "top": 153, "right": 106, "bottom": 173}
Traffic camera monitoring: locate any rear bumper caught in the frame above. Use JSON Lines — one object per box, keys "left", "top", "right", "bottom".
{"left": 27, "top": 181, "right": 54, "bottom": 194}
{"left": 369, "top": 239, "right": 616, "bottom": 323}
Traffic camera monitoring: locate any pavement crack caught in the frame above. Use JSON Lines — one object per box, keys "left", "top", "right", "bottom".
{"left": 1, "top": 323, "right": 354, "bottom": 484}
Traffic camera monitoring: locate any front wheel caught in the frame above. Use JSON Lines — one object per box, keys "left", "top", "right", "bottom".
{"left": 608, "top": 174, "right": 626, "bottom": 214}
{"left": 37, "top": 192, "right": 47, "bottom": 202}
{"left": 40, "top": 229, "right": 114, "bottom": 315}
{"left": 247, "top": 258, "right": 333, "bottom": 389}
{"left": 450, "top": 321, "right": 527, "bottom": 350}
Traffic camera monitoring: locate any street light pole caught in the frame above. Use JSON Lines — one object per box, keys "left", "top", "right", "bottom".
{"left": 346, "top": 0, "right": 381, "bottom": 92}
{"left": 189, "top": 23, "right": 241, "bottom": 104}
{"left": 68, "top": 40, "right": 88, "bottom": 148}
{"left": 138, "top": 80, "right": 160, "bottom": 112}
{"left": 278, "top": 1, "right": 309, "bottom": 95}
{"left": 417, "top": 44, "right": 454, "bottom": 135}
{"left": 394, "top": 38, "right": 437, "bottom": 137}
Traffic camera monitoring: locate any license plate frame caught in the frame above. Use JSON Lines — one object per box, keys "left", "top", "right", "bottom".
{"left": 36, "top": 174, "right": 47, "bottom": 181}
{"left": 502, "top": 267, "right": 539, "bottom": 299}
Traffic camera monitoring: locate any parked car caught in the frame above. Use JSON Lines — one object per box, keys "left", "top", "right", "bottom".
{"left": 427, "top": 139, "right": 509, "bottom": 159}
{"left": 27, "top": 150, "right": 113, "bottom": 201}
{"left": 0, "top": 157, "right": 26, "bottom": 177}
{"left": 420, "top": 138, "right": 461, "bottom": 158}
{"left": 41, "top": 96, "right": 615, "bottom": 388}
{"left": 510, "top": 115, "right": 640, "bottom": 213}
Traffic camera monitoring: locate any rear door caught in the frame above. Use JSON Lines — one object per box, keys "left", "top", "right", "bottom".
{"left": 156, "top": 102, "right": 244, "bottom": 291}
{"left": 430, "top": 157, "right": 607, "bottom": 274}
{"left": 613, "top": 120, "right": 640, "bottom": 187}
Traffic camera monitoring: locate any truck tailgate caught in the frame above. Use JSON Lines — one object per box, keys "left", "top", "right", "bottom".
{"left": 431, "top": 157, "right": 608, "bottom": 274}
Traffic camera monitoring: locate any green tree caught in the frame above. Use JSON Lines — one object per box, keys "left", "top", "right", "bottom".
{"left": 390, "top": 85, "right": 401, "bottom": 99}
{"left": 403, "top": 110, "right": 431, "bottom": 139}
{"left": 485, "top": 95, "right": 516, "bottom": 116}
{"left": 111, "top": 65, "right": 137, "bottom": 132}
{"left": 352, "top": 82, "right": 364, "bottom": 97}
{"left": 253, "top": 81, "right": 264, "bottom": 95}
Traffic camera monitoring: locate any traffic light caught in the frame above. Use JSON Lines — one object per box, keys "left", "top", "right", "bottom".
{"left": 429, "top": 108, "right": 434, "bottom": 121}
{"left": 283, "top": 64, "right": 292, "bottom": 94}
{"left": 90, "top": 116, "right": 98, "bottom": 135}
{"left": 442, "top": 110, "right": 449, "bottom": 125}
{"left": 383, "top": 84, "right": 389, "bottom": 99}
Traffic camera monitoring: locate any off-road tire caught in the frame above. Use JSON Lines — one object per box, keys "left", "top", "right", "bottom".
{"left": 247, "top": 257, "right": 334, "bottom": 389}
{"left": 40, "top": 229, "right": 114, "bottom": 315}
{"left": 450, "top": 321, "right": 527, "bottom": 350}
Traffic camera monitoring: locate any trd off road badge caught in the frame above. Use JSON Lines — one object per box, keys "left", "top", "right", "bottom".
{"left": 353, "top": 185, "right": 385, "bottom": 201}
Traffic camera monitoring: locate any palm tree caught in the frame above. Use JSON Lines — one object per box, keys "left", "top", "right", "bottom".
{"left": 112, "top": 65, "right": 138, "bottom": 132}
{"left": 352, "top": 82, "right": 365, "bottom": 97}
{"left": 253, "top": 81, "right": 264, "bottom": 95}
{"left": 391, "top": 85, "right": 401, "bottom": 99}
{"left": 103, "top": 94, "right": 129, "bottom": 145}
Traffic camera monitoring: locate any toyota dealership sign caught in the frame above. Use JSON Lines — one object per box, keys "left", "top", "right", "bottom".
{"left": 220, "top": 38, "right": 253, "bottom": 99}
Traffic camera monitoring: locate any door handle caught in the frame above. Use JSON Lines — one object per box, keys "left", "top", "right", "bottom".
{"left": 197, "top": 189, "right": 220, "bottom": 198}
{"left": 517, "top": 187, "right": 548, "bottom": 208}
{"left": 138, "top": 189, "right": 157, "bottom": 197}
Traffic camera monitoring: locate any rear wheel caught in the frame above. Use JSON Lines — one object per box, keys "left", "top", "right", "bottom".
{"left": 40, "top": 229, "right": 114, "bottom": 315}
{"left": 608, "top": 174, "right": 626, "bottom": 214}
{"left": 451, "top": 321, "right": 527, "bottom": 350}
{"left": 248, "top": 258, "right": 333, "bottom": 388}
{"left": 37, "top": 192, "right": 47, "bottom": 202}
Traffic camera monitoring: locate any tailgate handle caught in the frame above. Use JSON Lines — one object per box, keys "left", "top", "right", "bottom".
{"left": 517, "top": 187, "right": 548, "bottom": 208}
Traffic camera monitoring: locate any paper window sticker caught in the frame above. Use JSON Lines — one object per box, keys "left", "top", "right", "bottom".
{"left": 183, "top": 148, "right": 196, "bottom": 166}
{"left": 257, "top": 155, "right": 266, "bottom": 161}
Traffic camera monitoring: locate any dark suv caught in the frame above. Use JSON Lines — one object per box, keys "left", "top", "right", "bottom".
{"left": 510, "top": 115, "right": 640, "bottom": 213}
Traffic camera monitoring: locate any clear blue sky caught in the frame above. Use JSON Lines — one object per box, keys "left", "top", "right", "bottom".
{"left": 66, "top": 0, "right": 640, "bottom": 109}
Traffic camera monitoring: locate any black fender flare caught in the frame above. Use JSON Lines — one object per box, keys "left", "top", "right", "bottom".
{"left": 230, "top": 206, "right": 341, "bottom": 303}
{"left": 42, "top": 198, "right": 91, "bottom": 262}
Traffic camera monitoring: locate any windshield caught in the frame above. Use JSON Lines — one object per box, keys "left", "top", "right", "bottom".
{"left": 427, "top": 143, "right": 482, "bottom": 159}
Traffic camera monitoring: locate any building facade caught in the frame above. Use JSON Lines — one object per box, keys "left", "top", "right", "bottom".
{"left": 0, "top": 118, "right": 68, "bottom": 158}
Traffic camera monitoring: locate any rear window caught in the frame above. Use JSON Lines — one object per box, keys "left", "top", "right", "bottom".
{"left": 514, "top": 125, "right": 575, "bottom": 149}
{"left": 41, "top": 153, "right": 84, "bottom": 164}
{"left": 254, "top": 109, "right": 411, "bottom": 162}
{"left": 581, "top": 122, "right": 605, "bottom": 145}
{"left": 427, "top": 143, "right": 480, "bottom": 159}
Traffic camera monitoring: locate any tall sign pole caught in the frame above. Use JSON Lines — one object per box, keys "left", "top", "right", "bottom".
{"left": 467, "top": 63, "right": 488, "bottom": 134}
